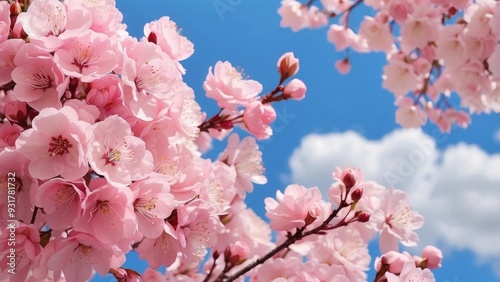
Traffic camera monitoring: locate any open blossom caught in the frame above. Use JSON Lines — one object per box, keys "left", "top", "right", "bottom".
{"left": 17, "top": 0, "right": 91, "bottom": 50}
{"left": 11, "top": 44, "right": 69, "bottom": 111}
{"left": 385, "top": 261, "right": 435, "bottom": 282}
{"left": 0, "top": 223, "right": 43, "bottom": 282}
{"left": 87, "top": 115, "right": 154, "bottom": 187}
{"left": 74, "top": 178, "right": 136, "bottom": 244}
{"left": 203, "top": 61, "right": 263, "bottom": 110}
{"left": 265, "top": 184, "right": 323, "bottom": 231}
{"left": 15, "top": 106, "right": 89, "bottom": 180}
{"left": 130, "top": 178, "right": 175, "bottom": 238}
{"left": 34, "top": 178, "right": 87, "bottom": 231}
{"left": 278, "top": 0, "right": 307, "bottom": 31}
{"left": 395, "top": 97, "right": 427, "bottom": 129}
{"left": 218, "top": 134, "right": 267, "bottom": 197}
{"left": 382, "top": 55, "right": 420, "bottom": 97}
{"left": 359, "top": 16, "right": 393, "bottom": 52}
{"left": 371, "top": 188, "right": 424, "bottom": 254}
{"left": 400, "top": 13, "right": 440, "bottom": 51}
{"left": 45, "top": 231, "right": 125, "bottom": 282}
{"left": 243, "top": 101, "right": 276, "bottom": 140}
{"left": 54, "top": 30, "right": 117, "bottom": 82}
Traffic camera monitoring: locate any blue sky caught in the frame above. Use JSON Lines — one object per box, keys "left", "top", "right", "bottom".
{"left": 92, "top": 1, "right": 500, "bottom": 281}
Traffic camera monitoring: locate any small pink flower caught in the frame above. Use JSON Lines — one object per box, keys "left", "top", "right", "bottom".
{"left": 400, "top": 13, "right": 439, "bottom": 50}
{"left": 359, "top": 16, "right": 393, "bottom": 52}
{"left": 278, "top": 0, "right": 307, "bottom": 31}
{"left": 328, "top": 25, "right": 357, "bottom": 52}
{"left": 34, "top": 178, "right": 87, "bottom": 231}
{"left": 382, "top": 56, "right": 420, "bottom": 97}
{"left": 395, "top": 97, "right": 427, "bottom": 129}
{"left": 130, "top": 178, "right": 175, "bottom": 238}
{"left": 15, "top": 106, "right": 89, "bottom": 180}
{"left": 0, "top": 39, "right": 25, "bottom": 86}
{"left": 283, "top": 78, "right": 307, "bottom": 100}
{"left": 242, "top": 101, "right": 276, "bottom": 140}
{"left": 388, "top": 0, "right": 412, "bottom": 23}
{"left": 218, "top": 134, "right": 267, "bottom": 197}
{"left": 45, "top": 231, "right": 125, "bottom": 282}
{"left": 203, "top": 61, "right": 262, "bottom": 111}
{"left": 54, "top": 30, "right": 117, "bottom": 82}
{"left": 87, "top": 115, "right": 154, "bottom": 187}
{"left": 420, "top": 245, "right": 443, "bottom": 269}
{"left": 335, "top": 58, "right": 351, "bottom": 74}
{"left": 144, "top": 16, "right": 194, "bottom": 62}
{"left": 265, "top": 184, "right": 323, "bottom": 231}
{"left": 371, "top": 188, "right": 424, "bottom": 254}
{"left": 0, "top": 120, "right": 23, "bottom": 150}
{"left": 74, "top": 178, "right": 136, "bottom": 244}
{"left": 385, "top": 261, "right": 435, "bottom": 282}
{"left": 374, "top": 251, "right": 413, "bottom": 274}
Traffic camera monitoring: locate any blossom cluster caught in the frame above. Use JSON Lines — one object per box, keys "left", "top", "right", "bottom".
{"left": 278, "top": 0, "right": 500, "bottom": 132}
{"left": 1, "top": 0, "right": 439, "bottom": 281}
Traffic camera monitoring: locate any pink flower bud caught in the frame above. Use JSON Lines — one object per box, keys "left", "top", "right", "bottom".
{"left": 342, "top": 170, "right": 357, "bottom": 190}
{"left": 277, "top": 52, "right": 299, "bottom": 79}
{"left": 228, "top": 241, "right": 250, "bottom": 265}
{"left": 305, "top": 203, "right": 320, "bottom": 226}
{"left": 421, "top": 245, "right": 442, "bottom": 269}
{"left": 335, "top": 58, "right": 351, "bottom": 74}
{"left": 4, "top": 101, "right": 27, "bottom": 123}
{"left": 283, "top": 78, "right": 306, "bottom": 100}
{"left": 357, "top": 212, "right": 370, "bottom": 222}
{"left": 219, "top": 120, "right": 233, "bottom": 130}
{"left": 351, "top": 188, "right": 363, "bottom": 202}
{"left": 376, "top": 251, "right": 413, "bottom": 274}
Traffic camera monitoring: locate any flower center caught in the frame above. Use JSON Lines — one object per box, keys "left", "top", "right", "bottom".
{"left": 48, "top": 135, "right": 72, "bottom": 156}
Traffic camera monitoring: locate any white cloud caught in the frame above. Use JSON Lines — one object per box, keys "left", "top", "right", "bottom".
{"left": 289, "top": 129, "right": 500, "bottom": 261}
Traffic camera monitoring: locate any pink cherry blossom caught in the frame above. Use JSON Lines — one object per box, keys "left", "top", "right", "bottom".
{"left": 309, "top": 227, "right": 370, "bottom": 282}
{"left": 420, "top": 245, "right": 443, "bottom": 269}
{"left": 15, "top": 106, "right": 89, "bottom": 180}
{"left": 265, "top": 184, "right": 323, "bottom": 231}
{"left": 54, "top": 30, "right": 117, "bottom": 82}
{"left": 0, "top": 223, "right": 43, "bottom": 282}
{"left": 218, "top": 134, "right": 267, "bottom": 197}
{"left": 203, "top": 61, "right": 263, "bottom": 111}
{"left": 335, "top": 58, "right": 351, "bottom": 74}
{"left": 34, "top": 178, "right": 87, "bottom": 231}
{"left": 278, "top": 0, "right": 307, "bottom": 32}
{"left": 0, "top": 2, "right": 9, "bottom": 44}
{"left": 382, "top": 55, "right": 420, "bottom": 97}
{"left": 435, "top": 24, "right": 467, "bottom": 69}
{"left": 0, "top": 120, "right": 23, "bottom": 150}
{"left": 359, "top": 16, "right": 393, "bottom": 52}
{"left": 283, "top": 78, "right": 307, "bottom": 100}
{"left": 144, "top": 16, "right": 194, "bottom": 63}
{"left": 87, "top": 115, "right": 154, "bottom": 187}
{"left": 371, "top": 188, "right": 424, "bottom": 254}
{"left": 85, "top": 74, "right": 128, "bottom": 120}
{"left": 17, "top": 0, "right": 91, "bottom": 51}
{"left": 199, "top": 161, "right": 236, "bottom": 213}
{"left": 388, "top": 0, "right": 412, "bottom": 23}
{"left": 385, "top": 261, "right": 435, "bottom": 282}
{"left": 74, "top": 178, "right": 136, "bottom": 244}
{"left": 66, "top": 0, "right": 126, "bottom": 37}
{"left": 166, "top": 82, "right": 203, "bottom": 140}
{"left": 305, "top": 6, "right": 329, "bottom": 29}
{"left": 130, "top": 178, "right": 175, "bottom": 238}
{"left": 45, "top": 231, "right": 125, "bottom": 282}
{"left": 242, "top": 101, "right": 276, "bottom": 140}
{"left": 395, "top": 97, "right": 427, "bottom": 129}
{"left": 0, "top": 39, "right": 25, "bottom": 86}
{"left": 374, "top": 251, "right": 413, "bottom": 275}
{"left": 327, "top": 25, "right": 357, "bottom": 52}
{"left": 11, "top": 44, "right": 69, "bottom": 111}
{"left": 400, "top": 11, "right": 440, "bottom": 51}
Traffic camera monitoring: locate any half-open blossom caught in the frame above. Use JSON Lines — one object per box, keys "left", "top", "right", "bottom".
{"left": 203, "top": 61, "right": 263, "bottom": 111}
{"left": 283, "top": 78, "right": 307, "bottom": 100}
{"left": 87, "top": 115, "right": 154, "bottom": 187}
{"left": 15, "top": 106, "right": 89, "bottom": 180}
{"left": 265, "top": 184, "right": 323, "bottom": 231}
{"left": 242, "top": 101, "right": 276, "bottom": 140}
{"left": 385, "top": 261, "right": 435, "bottom": 282}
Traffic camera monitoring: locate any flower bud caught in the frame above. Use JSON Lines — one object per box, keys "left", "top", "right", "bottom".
{"left": 277, "top": 52, "right": 299, "bottom": 80}
{"left": 4, "top": 101, "right": 27, "bottom": 123}
{"left": 228, "top": 241, "right": 250, "bottom": 265}
{"left": 219, "top": 120, "right": 233, "bottom": 130}
{"left": 351, "top": 188, "right": 363, "bottom": 202}
{"left": 305, "top": 203, "right": 320, "bottom": 226}
{"left": 342, "top": 171, "right": 357, "bottom": 190}
{"left": 283, "top": 78, "right": 306, "bottom": 101}
{"left": 421, "top": 245, "right": 442, "bottom": 269}
{"left": 335, "top": 58, "right": 351, "bottom": 74}
{"left": 357, "top": 212, "right": 370, "bottom": 222}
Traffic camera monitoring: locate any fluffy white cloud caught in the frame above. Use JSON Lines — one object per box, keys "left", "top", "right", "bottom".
{"left": 289, "top": 129, "right": 500, "bottom": 260}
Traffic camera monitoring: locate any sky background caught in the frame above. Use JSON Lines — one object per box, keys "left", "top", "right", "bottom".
{"left": 96, "top": 1, "right": 500, "bottom": 281}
